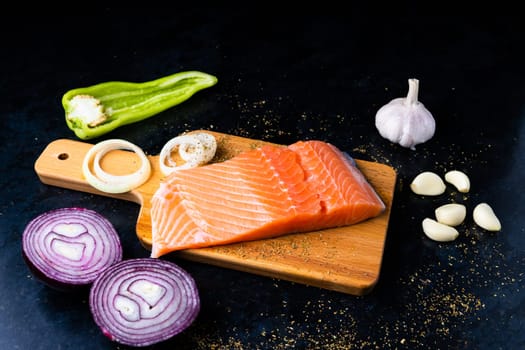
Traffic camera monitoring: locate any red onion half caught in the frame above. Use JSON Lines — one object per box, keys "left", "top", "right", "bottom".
{"left": 89, "top": 258, "right": 200, "bottom": 347}
{"left": 22, "top": 207, "right": 123, "bottom": 290}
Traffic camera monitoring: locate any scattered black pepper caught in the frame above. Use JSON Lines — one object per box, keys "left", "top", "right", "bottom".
{"left": 161, "top": 95, "right": 521, "bottom": 350}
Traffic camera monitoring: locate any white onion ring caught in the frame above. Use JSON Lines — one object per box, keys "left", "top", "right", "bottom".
{"left": 162, "top": 135, "right": 205, "bottom": 169}
{"left": 82, "top": 139, "right": 152, "bottom": 194}
{"left": 178, "top": 133, "right": 217, "bottom": 163}
{"left": 159, "top": 132, "right": 217, "bottom": 176}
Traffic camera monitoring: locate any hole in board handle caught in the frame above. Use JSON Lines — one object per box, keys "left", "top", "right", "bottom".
{"left": 58, "top": 153, "right": 69, "bottom": 160}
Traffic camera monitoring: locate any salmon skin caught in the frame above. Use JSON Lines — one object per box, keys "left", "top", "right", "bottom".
{"left": 150, "top": 140, "right": 386, "bottom": 258}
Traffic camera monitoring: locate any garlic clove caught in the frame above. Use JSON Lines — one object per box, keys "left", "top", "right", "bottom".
{"left": 410, "top": 171, "right": 446, "bottom": 196}
{"left": 375, "top": 78, "right": 436, "bottom": 150}
{"left": 422, "top": 218, "right": 459, "bottom": 242}
{"left": 444, "top": 170, "right": 470, "bottom": 193}
{"left": 473, "top": 203, "right": 501, "bottom": 231}
{"left": 435, "top": 203, "right": 466, "bottom": 226}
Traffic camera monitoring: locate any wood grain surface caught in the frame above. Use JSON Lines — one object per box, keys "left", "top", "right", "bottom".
{"left": 34, "top": 130, "right": 396, "bottom": 295}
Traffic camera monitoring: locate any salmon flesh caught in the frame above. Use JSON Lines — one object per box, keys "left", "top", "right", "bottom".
{"left": 150, "top": 140, "right": 386, "bottom": 258}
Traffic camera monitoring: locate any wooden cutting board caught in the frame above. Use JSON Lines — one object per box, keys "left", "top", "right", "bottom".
{"left": 34, "top": 130, "right": 396, "bottom": 295}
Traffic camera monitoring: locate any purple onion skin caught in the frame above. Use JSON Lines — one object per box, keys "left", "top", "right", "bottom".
{"left": 22, "top": 252, "right": 88, "bottom": 292}
{"left": 21, "top": 207, "right": 123, "bottom": 292}
{"left": 89, "top": 258, "right": 200, "bottom": 347}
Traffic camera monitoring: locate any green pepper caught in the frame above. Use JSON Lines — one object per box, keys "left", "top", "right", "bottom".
{"left": 62, "top": 70, "right": 218, "bottom": 140}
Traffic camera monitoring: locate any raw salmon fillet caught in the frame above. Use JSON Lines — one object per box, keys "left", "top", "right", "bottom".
{"left": 150, "top": 140, "right": 385, "bottom": 258}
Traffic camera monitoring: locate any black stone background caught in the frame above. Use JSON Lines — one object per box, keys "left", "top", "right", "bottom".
{"left": 1, "top": 7, "right": 524, "bottom": 350}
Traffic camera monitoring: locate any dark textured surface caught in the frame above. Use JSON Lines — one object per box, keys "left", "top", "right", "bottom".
{"left": 1, "top": 9, "right": 524, "bottom": 349}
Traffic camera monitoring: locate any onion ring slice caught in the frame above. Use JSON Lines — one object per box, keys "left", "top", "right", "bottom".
{"left": 89, "top": 258, "right": 200, "bottom": 347}
{"left": 159, "top": 132, "right": 217, "bottom": 176}
{"left": 161, "top": 135, "right": 205, "bottom": 170}
{"left": 22, "top": 207, "right": 123, "bottom": 290}
{"left": 178, "top": 132, "right": 217, "bottom": 163}
{"left": 82, "top": 139, "right": 151, "bottom": 194}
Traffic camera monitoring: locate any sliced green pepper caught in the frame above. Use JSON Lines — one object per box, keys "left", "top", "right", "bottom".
{"left": 62, "top": 70, "right": 218, "bottom": 140}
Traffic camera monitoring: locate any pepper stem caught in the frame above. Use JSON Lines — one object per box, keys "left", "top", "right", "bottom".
{"left": 406, "top": 78, "right": 419, "bottom": 105}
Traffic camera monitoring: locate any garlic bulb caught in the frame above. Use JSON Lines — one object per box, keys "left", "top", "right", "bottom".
{"left": 375, "top": 78, "right": 436, "bottom": 150}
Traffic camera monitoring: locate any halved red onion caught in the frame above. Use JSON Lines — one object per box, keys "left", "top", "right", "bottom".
{"left": 89, "top": 258, "right": 200, "bottom": 347}
{"left": 22, "top": 207, "right": 123, "bottom": 290}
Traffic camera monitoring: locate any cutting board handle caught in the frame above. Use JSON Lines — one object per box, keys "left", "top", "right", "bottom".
{"left": 34, "top": 139, "right": 152, "bottom": 204}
